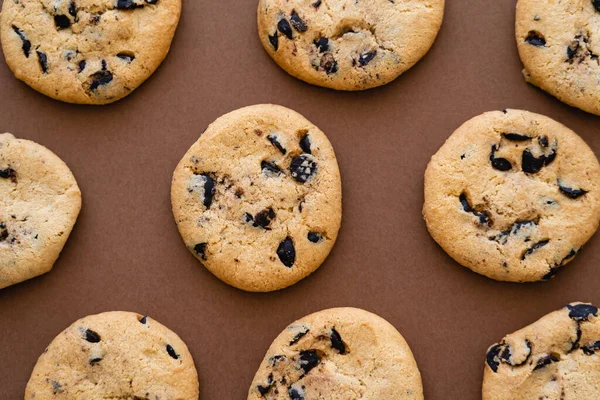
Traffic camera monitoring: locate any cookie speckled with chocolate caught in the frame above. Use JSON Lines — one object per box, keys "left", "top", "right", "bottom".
{"left": 516, "top": 0, "right": 600, "bottom": 115}
{"left": 483, "top": 302, "right": 600, "bottom": 399}
{"left": 25, "top": 311, "right": 199, "bottom": 399}
{"left": 257, "top": 0, "right": 444, "bottom": 91}
{"left": 423, "top": 110, "right": 600, "bottom": 282}
{"left": 0, "top": 133, "right": 81, "bottom": 289}
{"left": 0, "top": 0, "right": 181, "bottom": 104}
{"left": 248, "top": 308, "right": 423, "bottom": 400}
{"left": 171, "top": 104, "right": 342, "bottom": 292}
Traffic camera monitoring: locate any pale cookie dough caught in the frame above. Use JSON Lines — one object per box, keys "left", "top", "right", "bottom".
{"left": 0, "top": 133, "right": 81, "bottom": 289}
{"left": 171, "top": 104, "right": 342, "bottom": 292}
{"left": 248, "top": 307, "right": 423, "bottom": 400}
{"left": 483, "top": 302, "right": 600, "bottom": 400}
{"left": 25, "top": 311, "right": 199, "bottom": 399}
{"left": 257, "top": 0, "right": 444, "bottom": 91}
{"left": 0, "top": 0, "right": 181, "bottom": 104}
{"left": 423, "top": 109, "right": 600, "bottom": 282}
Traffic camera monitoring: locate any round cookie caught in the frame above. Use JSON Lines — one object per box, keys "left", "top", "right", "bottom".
{"left": 25, "top": 311, "right": 199, "bottom": 399}
{"left": 257, "top": 0, "right": 444, "bottom": 91}
{"left": 171, "top": 104, "right": 342, "bottom": 292}
{"left": 0, "top": 133, "right": 81, "bottom": 289}
{"left": 423, "top": 109, "right": 600, "bottom": 282}
{"left": 248, "top": 307, "right": 423, "bottom": 400}
{"left": 516, "top": 0, "right": 600, "bottom": 115}
{"left": 483, "top": 302, "right": 600, "bottom": 399}
{"left": 0, "top": 0, "right": 181, "bottom": 105}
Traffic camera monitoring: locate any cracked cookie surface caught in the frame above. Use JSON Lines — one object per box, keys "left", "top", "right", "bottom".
{"left": 0, "top": 133, "right": 81, "bottom": 289}
{"left": 248, "top": 307, "right": 423, "bottom": 400}
{"left": 257, "top": 0, "right": 444, "bottom": 91}
{"left": 483, "top": 302, "right": 600, "bottom": 400}
{"left": 171, "top": 104, "right": 342, "bottom": 292}
{"left": 423, "top": 110, "right": 600, "bottom": 282}
{"left": 0, "top": 0, "right": 181, "bottom": 104}
{"left": 25, "top": 311, "right": 199, "bottom": 400}
{"left": 516, "top": 0, "right": 600, "bottom": 115}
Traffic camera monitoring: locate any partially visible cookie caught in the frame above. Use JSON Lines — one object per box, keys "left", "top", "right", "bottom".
{"left": 257, "top": 0, "right": 444, "bottom": 91}
{"left": 423, "top": 110, "right": 600, "bottom": 282}
{"left": 483, "top": 302, "right": 600, "bottom": 399}
{"left": 516, "top": 0, "right": 600, "bottom": 115}
{"left": 25, "top": 311, "right": 199, "bottom": 399}
{"left": 248, "top": 307, "right": 423, "bottom": 400}
{"left": 0, "top": 133, "right": 81, "bottom": 289}
{"left": 171, "top": 104, "right": 342, "bottom": 292}
{"left": 0, "top": 0, "right": 181, "bottom": 104}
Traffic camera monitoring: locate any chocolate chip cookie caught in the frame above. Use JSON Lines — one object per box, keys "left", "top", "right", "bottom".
{"left": 248, "top": 307, "right": 423, "bottom": 400}
{"left": 483, "top": 302, "right": 600, "bottom": 399}
{"left": 257, "top": 0, "right": 444, "bottom": 91}
{"left": 423, "top": 109, "right": 600, "bottom": 282}
{"left": 25, "top": 311, "right": 199, "bottom": 399}
{"left": 171, "top": 104, "right": 342, "bottom": 292}
{"left": 0, "top": 133, "right": 81, "bottom": 289}
{"left": 0, "top": 0, "right": 181, "bottom": 104}
{"left": 516, "top": 0, "right": 600, "bottom": 115}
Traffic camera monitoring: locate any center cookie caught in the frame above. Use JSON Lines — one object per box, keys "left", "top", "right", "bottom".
{"left": 257, "top": 0, "right": 444, "bottom": 91}
{"left": 0, "top": 0, "right": 181, "bottom": 104}
{"left": 423, "top": 110, "right": 600, "bottom": 282}
{"left": 25, "top": 311, "right": 199, "bottom": 399}
{"left": 171, "top": 104, "right": 342, "bottom": 292}
{"left": 247, "top": 307, "right": 424, "bottom": 400}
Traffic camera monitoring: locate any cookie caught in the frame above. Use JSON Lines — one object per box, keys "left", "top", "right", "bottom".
{"left": 483, "top": 302, "right": 600, "bottom": 399}
{"left": 257, "top": 0, "right": 444, "bottom": 91}
{"left": 248, "top": 307, "right": 423, "bottom": 400}
{"left": 0, "top": 0, "right": 181, "bottom": 105}
{"left": 0, "top": 133, "right": 81, "bottom": 289}
{"left": 171, "top": 104, "right": 342, "bottom": 292}
{"left": 25, "top": 311, "right": 199, "bottom": 399}
{"left": 423, "top": 109, "right": 600, "bottom": 282}
{"left": 516, "top": 0, "right": 600, "bottom": 115}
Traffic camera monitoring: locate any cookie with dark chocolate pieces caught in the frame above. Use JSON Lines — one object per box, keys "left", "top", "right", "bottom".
{"left": 171, "top": 104, "right": 342, "bottom": 292}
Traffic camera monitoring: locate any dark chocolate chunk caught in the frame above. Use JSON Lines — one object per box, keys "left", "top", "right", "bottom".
{"left": 69, "top": 1, "right": 77, "bottom": 17}
{"left": 558, "top": 181, "right": 588, "bottom": 199}
{"left": 533, "top": 354, "right": 559, "bottom": 371}
{"left": 307, "top": 232, "right": 322, "bottom": 243}
{"left": 54, "top": 14, "right": 71, "bottom": 28}
{"left": 37, "top": 51, "right": 48, "bottom": 73}
{"left": 289, "top": 387, "right": 304, "bottom": 400}
{"left": 244, "top": 213, "right": 253, "bottom": 223}
{"left": 459, "top": 193, "right": 491, "bottom": 225}
{"left": 84, "top": 329, "right": 101, "bottom": 343}
{"left": 253, "top": 208, "right": 275, "bottom": 229}
{"left": 521, "top": 240, "right": 549, "bottom": 260}
{"left": 358, "top": 50, "right": 377, "bottom": 66}
{"left": 525, "top": 31, "right": 546, "bottom": 47}
{"left": 268, "top": 33, "right": 279, "bottom": 51}
{"left": 0, "top": 223, "right": 8, "bottom": 242}
{"left": 299, "top": 350, "right": 320, "bottom": 373}
{"left": 277, "top": 18, "right": 293, "bottom": 40}
{"left": 490, "top": 145, "right": 512, "bottom": 171}
{"left": 314, "top": 37, "right": 329, "bottom": 53}
{"left": 290, "top": 11, "right": 307, "bottom": 32}
{"left": 166, "top": 344, "right": 179, "bottom": 359}
{"left": 522, "top": 149, "right": 545, "bottom": 174}
{"left": 194, "top": 243, "right": 207, "bottom": 261}
{"left": 290, "top": 155, "right": 317, "bottom": 183}
{"left": 88, "top": 70, "right": 113, "bottom": 91}
{"left": 543, "top": 249, "right": 578, "bottom": 280}
{"left": 267, "top": 134, "right": 286, "bottom": 154}
{"left": 277, "top": 237, "right": 296, "bottom": 268}
{"left": 593, "top": 0, "right": 600, "bottom": 13}
{"left": 503, "top": 133, "right": 531, "bottom": 141}
{"left": 139, "top": 315, "right": 147, "bottom": 324}
{"left": 538, "top": 136, "right": 549, "bottom": 148}
{"left": 117, "top": 53, "right": 135, "bottom": 62}
{"left": 0, "top": 168, "right": 16, "bottom": 181}
{"left": 290, "top": 327, "right": 309, "bottom": 345}
{"left": 320, "top": 53, "right": 338, "bottom": 74}
{"left": 116, "top": 0, "right": 140, "bottom": 9}
{"left": 582, "top": 341, "right": 600, "bottom": 355}
{"left": 571, "top": 325, "right": 583, "bottom": 352}
{"left": 299, "top": 133, "right": 311, "bottom": 154}
{"left": 262, "top": 160, "right": 283, "bottom": 175}
{"left": 78, "top": 60, "right": 86, "bottom": 73}
{"left": 198, "top": 174, "right": 215, "bottom": 208}
{"left": 12, "top": 26, "right": 31, "bottom": 57}
{"left": 567, "top": 37, "right": 581, "bottom": 60}
{"left": 567, "top": 304, "right": 598, "bottom": 321}
{"left": 312, "top": 0, "right": 322, "bottom": 8}
{"left": 330, "top": 328, "right": 346, "bottom": 354}
{"left": 89, "top": 357, "right": 102, "bottom": 365}
{"left": 486, "top": 344, "right": 503, "bottom": 372}
{"left": 257, "top": 373, "right": 273, "bottom": 395}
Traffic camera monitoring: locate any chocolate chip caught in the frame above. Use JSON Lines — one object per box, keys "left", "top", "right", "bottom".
{"left": 84, "top": 329, "right": 101, "bottom": 343}
{"left": 299, "top": 350, "right": 320, "bottom": 373}
{"left": 257, "top": 373, "right": 273, "bottom": 395}
{"left": 502, "top": 133, "right": 531, "bottom": 141}
{"left": 290, "top": 10, "right": 307, "bottom": 32}
{"left": 277, "top": 237, "right": 295, "bottom": 268}
{"left": 139, "top": 315, "right": 147, "bottom": 324}
{"left": 78, "top": 60, "right": 86, "bottom": 73}
{"left": 567, "top": 37, "right": 581, "bottom": 60}
{"left": 197, "top": 174, "right": 215, "bottom": 208}
{"left": 330, "top": 328, "right": 346, "bottom": 354}
{"left": 558, "top": 181, "right": 588, "bottom": 199}
{"left": 543, "top": 249, "right": 579, "bottom": 280}
{"left": 0, "top": 168, "right": 16, "bottom": 181}
{"left": 54, "top": 14, "right": 71, "bottom": 28}
{"left": 87, "top": 70, "right": 113, "bottom": 92}
{"left": 253, "top": 208, "right": 275, "bottom": 229}
{"left": 490, "top": 145, "right": 512, "bottom": 171}
{"left": 314, "top": 37, "right": 329, "bottom": 52}
{"left": 12, "top": 26, "right": 31, "bottom": 58}
{"left": 521, "top": 240, "right": 549, "bottom": 260}
{"left": 267, "top": 134, "right": 286, "bottom": 154}
{"left": 262, "top": 160, "right": 283, "bottom": 175}
{"left": 277, "top": 18, "right": 293, "bottom": 40}
{"left": 299, "top": 133, "right": 311, "bottom": 154}
{"left": 320, "top": 53, "right": 338, "bottom": 74}
{"left": 290, "top": 155, "right": 317, "bottom": 183}
{"left": 582, "top": 341, "right": 600, "bottom": 355}
{"left": 117, "top": 53, "right": 135, "bottom": 62}
{"left": 37, "top": 51, "right": 48, "bottom": 73}
{"left": 358, "top": 50, "right": 377, "bottom": 66}
{"left": 539, "top": 136, "right": 549, "bottom": 148}
{"left": 244, "top": 213, "right": 253, "bottom": 223}
{"left": 290, "top": 327, "right": 309, "bottom": 345}
{"left": 571, "top": 325, "right": 583, "bottom": 352}
{"left": 288, "top": 387, "right": 304, "bottom": 400}
{"left": 194, "top": 243, "right": 207, "bottom": 261}
{"left": 521, "top": 149, "right": 545, "bottom": 174}
{"left": 486, "top": 344, "right": 504, "bottom": 372}
{"left": 69, "top": 1, "right": 77, "bottom": 17}
{"left": 533, "top": 354, "right": 559, "bottom": 371}
{"left": 459, "top": 193, "right": 491, "bottom": 226}
{"left": 593, "top": 0, "right": 600, "bottom": 12}
{"left": 567, "top": 304, "right": 598, "bottom": 321}
{"left": 307, "top": 232, "right": 322, "bottom": 243}
{"left": 89, "top": 357, "right": 102, "bottom": 365}
{"left": 166, "top": 344, "right": 179, "bottom": 359}
{"left": 0, "top": 223, "right": 8, "bottom": 242}
{"left": 116, "top": 0, "right": 140, "bottom": 9}
{"left": 268, "top": 33, "right": 279, "bottom": 51}
{"left": 312, "top": 0, "right": 322, "bottom": 8}
{"left": 525, "top": 31, "right": 546, "bottom": 47}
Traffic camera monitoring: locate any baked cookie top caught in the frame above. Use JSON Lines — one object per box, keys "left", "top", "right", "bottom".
{"left": 171, "top": 104, "right": 342, "bottom": 292}
{"left": 248, "top": 307, "right": 423, "bottom": 400}
{"left": 0, "top": 0, "right": 181, "bottom": 104}
{"left": 516, "top": 0, "right": 600, "bottom": 115}
{"left": 257, "top": 0, "right": 444, "bottom": 91}
{"left": 423, "top": 109, "right": 600, "bottom": 282}
{"left": 0, "top": 133, "right": 81, "bottom": 289}
{"left": 25, "top": 311, "right": 199, "bottom": 400}
{"left": 483, "top": 303, "right": 600, "bottom": 400}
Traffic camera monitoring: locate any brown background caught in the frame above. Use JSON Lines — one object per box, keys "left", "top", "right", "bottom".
{"left": 1, "top": 0, "right": 600, "bottom": 398}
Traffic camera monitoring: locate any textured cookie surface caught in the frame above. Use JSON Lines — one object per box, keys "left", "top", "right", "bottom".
{"left": 0, "top": 0, "right": 181, "bottom": 104}
{"left": 257, "top": 0, "right": 444, "bottom": 91}
{"left": 25, "top": 311, "right": 199, "bottom": 399}
{"left": 483, "top": 302, "right": 600, "bottom": 399}
{"left": 248, "top": 307, "right": 423, "bottom": 400}
{"left": 171, "top": 104, "right": 342, "bottom": 292}
{"left": 516, "top": 0, "right": 600, "bottom": 115}
{"left": 423, "top": 110, "right": 600, "bottom": 282}
{"left": 0, "top": 133, "right": 81, "bottom": 289}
